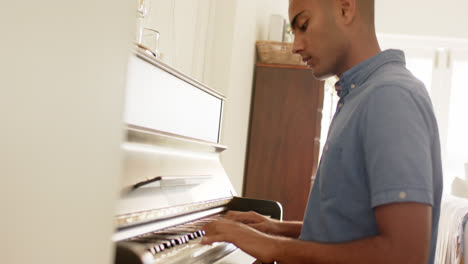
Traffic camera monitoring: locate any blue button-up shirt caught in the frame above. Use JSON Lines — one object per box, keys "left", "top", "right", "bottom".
{"left": 299, "top": 49, "right": 443, "bottom": 264}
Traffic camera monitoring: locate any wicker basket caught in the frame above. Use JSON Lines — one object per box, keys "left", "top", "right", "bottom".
{"left": 256, "top": 40, "right": 305, "bottom": 66}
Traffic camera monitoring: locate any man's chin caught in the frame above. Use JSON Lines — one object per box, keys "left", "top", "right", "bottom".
{"left": 310, "top": 68, "right": 333, "bottom": 81}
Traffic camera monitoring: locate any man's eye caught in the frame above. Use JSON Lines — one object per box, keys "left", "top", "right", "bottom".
{"left": 299, "top": 22, "right": 308, "bottom": 32}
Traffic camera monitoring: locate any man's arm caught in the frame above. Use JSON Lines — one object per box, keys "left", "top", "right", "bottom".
{"left": 202, "top": 202, "right": 432, "bottom": 264}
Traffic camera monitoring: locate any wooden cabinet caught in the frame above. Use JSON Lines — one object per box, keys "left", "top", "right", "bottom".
{"left": 243, "top": 64, "right": 324, "bottom": 221}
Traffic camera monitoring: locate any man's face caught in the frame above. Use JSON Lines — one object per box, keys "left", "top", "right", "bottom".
{"left": 289, "top": 0, "right": 348, "bottom": 79}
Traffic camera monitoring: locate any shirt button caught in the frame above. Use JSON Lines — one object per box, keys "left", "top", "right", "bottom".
{"left": 338, "top": 103, "right": 343, "bottom": 108}
{"left": 325, "top": 145, "right": 329, "bottom": 151}
{"left": 351, "top": 84, "right": 356, "bottom": 89}
{"left": 399, "top": 192, "right": 407, "bottom": 200}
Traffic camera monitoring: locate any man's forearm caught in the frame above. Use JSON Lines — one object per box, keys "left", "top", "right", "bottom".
{"left": 270, "top": 203, "right": 431, "bottom": 264}
{"left": 270, "top": 235, "right": 426, "bottom": 264}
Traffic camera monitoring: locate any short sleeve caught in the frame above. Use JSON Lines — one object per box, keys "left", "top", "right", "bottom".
{"left": 362, "top": 85, "right": 434, "bottom": 208}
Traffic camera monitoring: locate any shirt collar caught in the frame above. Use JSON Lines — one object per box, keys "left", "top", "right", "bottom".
{"left": 335, "top": 49, "right": 406, "bottom": 98}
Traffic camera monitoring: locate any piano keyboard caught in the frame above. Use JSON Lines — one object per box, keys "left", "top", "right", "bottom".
{"left": 117, "top": 214, "right": 238, "bottom": 264}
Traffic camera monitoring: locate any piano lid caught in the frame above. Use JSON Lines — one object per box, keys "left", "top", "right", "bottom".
{"left": 124, "top": 48, "right": 225, "bottom": 143}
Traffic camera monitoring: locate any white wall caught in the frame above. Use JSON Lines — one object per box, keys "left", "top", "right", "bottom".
{"left": 212, "top": 0, "right": 289, "bottom": 194}
{"left": 203, "top": 0, "right": 237, "bottom": 96}
{"left": 217, "top": 0, "right": 258, "bottom": 195}
{"left": 146, "top": 0, "right": 215, "bottom": 88}
{"left": 0, "top": 1, "right": 133, "bottom": 263}
{"left": 255, "top": 0, "right": 289, "bottom": 41}
{"left": 376, "top": 0, "right": 468, "bottom": 38}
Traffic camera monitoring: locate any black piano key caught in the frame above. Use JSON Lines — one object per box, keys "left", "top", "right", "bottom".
{"left": 176, "top": 237, "right": 186, "bottom": 244}
{"left": 149, "top": 232, "right": 192, "bottom": 244}
{"left": 134, "top": 238, "right": 172, "bottom": 252}
{"left": 149, "top": 236, "right": 184, "bottom": 246}
{"left": 148, "top": 244, "right": 164, "bottom": 255}
{"left": 162, "top": 241, "right": 171, "bottom": 248}
{"left": 169, "top": 239, "right": 180, "bottom": 246}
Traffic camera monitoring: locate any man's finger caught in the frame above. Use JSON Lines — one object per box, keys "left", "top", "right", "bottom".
{"left": 248, "top": 222, "right": 263, "bottom": 229}
{"left": 224, "top": 211, "right": 245, "bottom": 219}
{"left": 225, "top": 211, "right": 258, "bottom": 222}
{"left": 201, "top": 234, "right": 225, "bottom": 245}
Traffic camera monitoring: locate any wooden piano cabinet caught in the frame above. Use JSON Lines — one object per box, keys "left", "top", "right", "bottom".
{"left": 244, "top": 63, "right": 324, "bottom": 221}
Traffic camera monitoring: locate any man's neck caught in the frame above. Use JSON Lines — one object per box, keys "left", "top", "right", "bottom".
{"left": 337, "top": 32, "right": 381, "bottom": 77}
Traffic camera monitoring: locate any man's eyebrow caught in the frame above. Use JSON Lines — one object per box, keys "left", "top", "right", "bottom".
{"left": 290, "top": 11, "right": 305, "bottom": 29}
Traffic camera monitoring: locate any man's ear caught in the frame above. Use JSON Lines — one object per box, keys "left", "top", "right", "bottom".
{"left": 336, "top": 0, "right": 356, "bottom": 25}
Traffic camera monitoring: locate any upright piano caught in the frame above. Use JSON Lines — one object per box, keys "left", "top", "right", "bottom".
{"left": 113, "top": 47, "right": 283, "bottom": 264}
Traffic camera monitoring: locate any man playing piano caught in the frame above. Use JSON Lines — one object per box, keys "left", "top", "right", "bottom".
{"left": 202, "top": 0, "right": 443, "bottom": 263}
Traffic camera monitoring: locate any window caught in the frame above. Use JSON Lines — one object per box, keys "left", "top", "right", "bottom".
{"left": 446, "top": 56, "right": 468, "bottom": 185}
{"left": 319, "top": 76, "right": 339, "bottom": 160}
{"left": 406, "top": 57, "right": 433, "bottom": 93}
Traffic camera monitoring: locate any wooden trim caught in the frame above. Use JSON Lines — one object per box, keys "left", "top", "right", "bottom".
{"left": 256, "top": 63, "right": 310, "bottom": 70}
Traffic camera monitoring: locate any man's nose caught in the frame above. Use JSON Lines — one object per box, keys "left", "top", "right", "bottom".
{"left": 291, "top": 36, "right": 303, "bottom": 55}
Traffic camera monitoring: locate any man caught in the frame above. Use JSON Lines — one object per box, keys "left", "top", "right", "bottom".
{"left": 201, "top": 0, "right": 443, "bottom": 263}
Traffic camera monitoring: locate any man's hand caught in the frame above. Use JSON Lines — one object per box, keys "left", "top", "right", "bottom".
{"left": 224, "top": 210, "right": 303, "bottom": 238}
{"left": 223, "top": 211, "right": 279, "bottom": 234}
{"left": 200, "top": 218, "right": 277, "bottom": 264}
